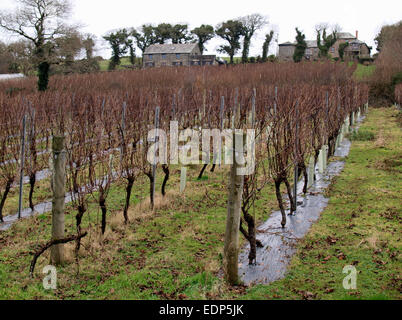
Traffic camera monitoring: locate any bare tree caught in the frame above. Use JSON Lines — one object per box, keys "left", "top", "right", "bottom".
{"left": 0, "top": 0, "right": 75, "bottom": 90}
{"left": 240, "top": 14, "right": 268, "bottom": 63}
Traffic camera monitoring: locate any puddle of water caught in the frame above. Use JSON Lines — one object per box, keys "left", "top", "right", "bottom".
{"left": 11, "top": 168, "right": 51, "bottom": 187}
{"left": 239, "top": 115, "right": 365, "bottom": 285}
{"left": 0, "top": 171, "right": 118, "bottom": 232}
{"left": 0, "top": 74, "right": 25, "bottom": 80}
{"left": 0, "top": 194, "right": 73, "bottom": 232}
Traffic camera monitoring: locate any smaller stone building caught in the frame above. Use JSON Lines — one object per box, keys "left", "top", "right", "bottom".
{"left": 278, "top": 31, "right": 371, "bottom": 62}
{"left": 304, "top": 40, "right": 319, "bottom": 61}
{"left": 278, "top": 40, "right": 319, "bottom": 61}
{"left": 278, "top": 42, "right": 296, "bottom": 61}
{"left": 143, "top": 43, "right": 217, "bottom": 67}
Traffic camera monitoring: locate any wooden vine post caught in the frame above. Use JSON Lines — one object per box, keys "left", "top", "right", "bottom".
{"left": 224, "top": 92, "right": 245, "bottom": 285}
{"left": 50, "top": 136, "right": 66, "bottom": 265}
{"left": 18, "top": 115, "right": 27, "bottom": 219}
{"left": 293, "top": 102, "right": 299, "bottom": 211}
{"left": 151, "top": 106, "right": 160, "bottom": 210}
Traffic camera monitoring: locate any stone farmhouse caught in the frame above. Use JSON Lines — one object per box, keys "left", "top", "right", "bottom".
{"left": 278, "top": 31, "right": 371, "bottom": 62}
{"left": 143, "top": 43, "right": 217, "bottom": 68}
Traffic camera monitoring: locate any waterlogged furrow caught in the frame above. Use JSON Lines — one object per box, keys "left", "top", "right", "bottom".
{"left": 0, "top": 170, "right": 119, "bottom": 231}
{"left": 238, "top": 115, "right": 365, "bottom": 285}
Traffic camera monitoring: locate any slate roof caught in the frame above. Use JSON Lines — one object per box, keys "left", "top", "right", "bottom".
{"left": 306, "top": 40, "right": 318, "bottom": 48}
{"left": 279, "top": 40, "right": 317, "bottom": 47}
{"left": 280, "top": 32, "right": 361, "bottom": 49}
{"left": 349, "top": 39, "right": 364, "bottom": 44}
{"left": 144, "top": 43, "right": 199, "bottom": 54}
{"left": 336, "top": 32, "right": 356, "bottom": 39}
{"left": 279, "top": 41, "right": 296, "bottom": 46}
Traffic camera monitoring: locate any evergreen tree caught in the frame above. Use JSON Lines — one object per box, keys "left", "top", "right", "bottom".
{"left": 262, "top": 31, "right": 274, "bottom": 62}
{"left": 132, "top": 25, "right": 157, "bottom": 54}
{"left": 103, "top": 29, "right": 129, "bottom": 70}
{"left": 154, "top": 23, "right": 173, "bottom": 44}
{"left": 191, "top": 24, "right": 215, "bottom": 54}
{"left": 240, "top": 14, "right": 267, "bottom": 63}
{"left": 293, "top": 28, "right": 307, "bottom": 63}
{"left": 216, "top": 20, "right": 245, "bottom": 64}
{"left": 127, "top": 39, "right": 136, "bottom": 65}
{"left": 170, "top": 24, "right": 192, "bottom": 44}
{"left": 317, "top": 28, "right": 337, "bottom": 58}
{"left": 338, "top": 42, "right": 349, "bottom": 61}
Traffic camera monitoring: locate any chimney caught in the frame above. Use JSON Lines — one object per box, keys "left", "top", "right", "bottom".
{"left": 356, "top": 30, "right": 358, "bottom": 39}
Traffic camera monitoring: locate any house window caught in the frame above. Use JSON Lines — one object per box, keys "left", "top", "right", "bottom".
{"left": 330, "top": 47, "right": 335, "bottom": 53}
{"left": 176, "top": 53, "right": 181, "bottom": 59}
{"left": 162, "top": 54, "right": 167, "bottom": 59}
{"left": 148, "top": 54, "right": 153, "bottom": 60}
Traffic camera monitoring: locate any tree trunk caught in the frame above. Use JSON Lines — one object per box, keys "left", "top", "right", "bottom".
{"left": 210, "top": 164, "right": 216, "bottom": 172}
{"left": 239, "top": 222, "right": 263, "bottom": 248}
{"left": 328, "top": 136, "right": 336, "bottom": 157}
{"left": 242, "top": 211, "right": 257, "bottom": 265}
{"left": 75, "top": 204, "right": 86, "bottom": 254}
{"left": 123, "top": 177, "right": 134, "bottom": 224}
{"left": 298, "top": 161, "right": 308, "bottom": 195}
{"left": 198, "top": 164, "right": 208, "bottom": 180}
{"left": 0, "top": 179, "right": 13, "bottom": 223}
{"left": 100, "top": 197, "right": 107, "bottom": 234}
{"left": 284, "top": 177, "right": 296, "bottom": 213}
{"left": 275, "top": 179, "right": 286, "bottom": 228}
{"left": 146, "top": 172, "right": 154, "bottom": 209}
{"left": 38, "top": 61, "right": 50, "bottom": 92}
{"left": 161, "top": 164, "right": 169, "bottom": 196}
{"left": 242, "top": 36, "right": 251, "bottom": 63}
{"left": 28, "top": 172, "right": 36, "bottom": 211}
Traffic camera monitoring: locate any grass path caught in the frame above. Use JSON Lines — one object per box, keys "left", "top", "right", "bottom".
{"left": 0, "top": 107, "right": 400, "bottom": 300}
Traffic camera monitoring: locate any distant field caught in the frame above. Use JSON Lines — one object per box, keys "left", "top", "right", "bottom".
{"left": 98, "top": 57, "right": 142, "bottom": 71}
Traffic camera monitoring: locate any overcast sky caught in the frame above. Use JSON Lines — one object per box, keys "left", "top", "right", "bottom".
{"left": 1, "top": 0, "right": 401, "bottom": 58}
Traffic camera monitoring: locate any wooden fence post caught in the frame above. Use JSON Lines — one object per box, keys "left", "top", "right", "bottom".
{"left": 307, "top": 156, "right": 315, "bottom": 188}
{"left": 180, "top": 167, "right": 187, "bottom": 193}
{"left": 323, "top": 145, "right": 328, "bottom": 171}
{"left": 318, "top": 148, "right": 324, "bottom": 174}
{"left": 214, "top": 96, "right": 224, "bottom": 167}
{"left": 120, "top": 101, "right": 127, "bottom": 166}
{"left": 293, "top": 102, "right": 299, "bottom": 211}
{"left": 50, "top": 136, "right": 66, "bottom": 265}
{"left": 224, "top": 130, "right": 244, "bottom": 285}
{"left": 151, "top": 106, "right": 160, "bottom": 209}
{"left": 18, "top": 115, "right": 27, "bottom": 219}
